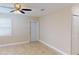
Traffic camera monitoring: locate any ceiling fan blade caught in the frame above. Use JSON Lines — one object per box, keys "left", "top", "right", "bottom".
{"left": 22, "top": 9, "right": 32, "bottom": 11}
{"left": 20, "top": 10, "right": 25, "bottom": 14}
{"left": 10, "top": 10, "right": 15, "bottom": 12}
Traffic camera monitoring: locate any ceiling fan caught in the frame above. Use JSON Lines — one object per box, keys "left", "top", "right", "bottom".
{"left": 0, "top": 3, "right": 32, "bottom": 14}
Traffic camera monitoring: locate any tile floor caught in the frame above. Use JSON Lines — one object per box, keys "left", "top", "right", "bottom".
{"left": 0, "top": 41, "right": 59, "bottom": 55}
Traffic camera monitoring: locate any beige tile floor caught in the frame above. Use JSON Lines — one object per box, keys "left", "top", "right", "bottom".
{"left": 0, "top": 41, "right": 59, "bottom": 55}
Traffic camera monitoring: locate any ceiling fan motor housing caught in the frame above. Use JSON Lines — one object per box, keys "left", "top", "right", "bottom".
{"left": 15, "top": 3, "right": 21, "bottom": 10}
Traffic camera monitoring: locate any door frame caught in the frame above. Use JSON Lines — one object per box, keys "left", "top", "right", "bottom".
{"left": 29, "top": 20, "right": 40, "bottom": 42}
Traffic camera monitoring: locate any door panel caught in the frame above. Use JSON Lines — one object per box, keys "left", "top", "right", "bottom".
{"left": 72, "top": 16, "right": 79, "bottom": 54}
{"left": 31, "top": 22, "right": 39, "bottom": 41}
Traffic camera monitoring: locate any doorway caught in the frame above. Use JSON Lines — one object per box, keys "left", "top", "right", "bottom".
{"left": 30, "top": 20, "right": 39, "bottom": 42}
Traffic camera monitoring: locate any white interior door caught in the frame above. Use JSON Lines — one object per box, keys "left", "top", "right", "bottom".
{"left": 30, "top": 21, "right": 39, "bottom": 41}
{"left": 72, "top": 16, "right": 79, "bottom": 55}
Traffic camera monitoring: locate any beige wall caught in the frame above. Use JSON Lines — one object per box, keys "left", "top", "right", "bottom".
{"left": 0, "top": 13, "right": 31, "bottom": 45}
{"left": 39, "top": 7, "right": 72, "bottom": 54}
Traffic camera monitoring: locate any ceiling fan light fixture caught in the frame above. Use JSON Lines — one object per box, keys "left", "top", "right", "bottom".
{"left": 13, "top": 10, "right": 22, "bottom": 14}
{"left": 15, "top": 3, "right": 21, "bottom": 10}
{"left": 0, "top": 3, "right": 32, "bottom": 14}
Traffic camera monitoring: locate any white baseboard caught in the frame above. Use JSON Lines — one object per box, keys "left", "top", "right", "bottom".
{"left": 38, "top": 40, "right": 68, "bottom": 55}
{"left": 0, "top": 41, "right": 29, "bottom": 47}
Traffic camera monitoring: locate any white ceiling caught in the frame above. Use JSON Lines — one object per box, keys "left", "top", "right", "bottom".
{"left": 0, "top": 3, "right": 73, "bottom": 17}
